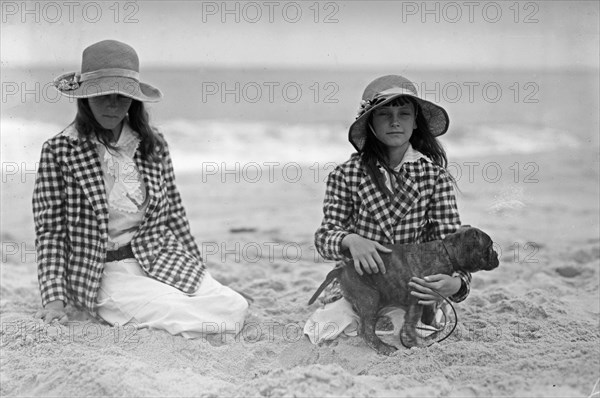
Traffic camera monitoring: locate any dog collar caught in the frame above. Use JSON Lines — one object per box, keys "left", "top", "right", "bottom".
{"left": 442, "top": 241, "right": 461, "bottom": 272}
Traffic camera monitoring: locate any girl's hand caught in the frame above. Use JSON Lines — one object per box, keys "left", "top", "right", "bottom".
{"left": 35, "top": 300, "right": 68, "bottom": 324}
{"left": 408, "top": 274, "right": 462, "bottom": 306}
{"left": 342, "top": 234, "right": 392, "bottom": 276}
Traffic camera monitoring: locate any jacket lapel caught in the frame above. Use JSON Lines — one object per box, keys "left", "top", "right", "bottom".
{"left": 67, "top": 136, "right": 109, "bottom": 228}
{"left": 357, "top": 164, "right": 420, "bottom": 243}
{"left": 389, "top": 166, "right": 420, "bottom": 221}
{"left": 135, "top": 149, "right": 161, "bottom": 222}
{"left": 357, "top": 167, "right": 395, "bottom": 242}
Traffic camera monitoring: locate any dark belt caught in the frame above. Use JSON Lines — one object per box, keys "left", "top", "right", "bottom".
{"left": 106, "top": 244, "right": 135, "bottom": 262}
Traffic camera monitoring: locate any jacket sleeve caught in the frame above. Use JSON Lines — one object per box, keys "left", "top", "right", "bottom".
{"left": 33, "top": 141, "right": 68, "bottom": 306}
{"left": 426, "top": 168, "right": 471, "bottom": 303}
{"left": 161, "top": 139, "right": 203, "bottom": 261}
{"left": 426, "top": 168, "right": 461, "bottom": 240}
{"left": 314, "top": 167, "right": 354, "bottom": 261}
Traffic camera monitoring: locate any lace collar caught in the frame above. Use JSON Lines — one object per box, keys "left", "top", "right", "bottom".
{"left": 97, "top": 122, "right": 145, "bottom": 213}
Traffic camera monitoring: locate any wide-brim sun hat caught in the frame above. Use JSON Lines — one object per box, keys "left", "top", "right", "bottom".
{"left": 53, "top": 39, "right": 162, "bottom": 102}
{"left": 349, "top": 75, "right": 449, "bottom": 152}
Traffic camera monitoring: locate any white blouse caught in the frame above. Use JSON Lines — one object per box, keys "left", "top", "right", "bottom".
{"left": 94, "top": 122, "right": 148, "bottom": 250}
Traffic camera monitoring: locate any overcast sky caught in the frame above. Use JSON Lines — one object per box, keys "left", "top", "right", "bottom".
{"left": 1, "top": 0, "right": 598, "bottom": 70}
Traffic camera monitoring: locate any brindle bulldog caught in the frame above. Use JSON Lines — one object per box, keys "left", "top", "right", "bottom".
{"left": 308, "top": 226, "right": 499, "bottom": 355}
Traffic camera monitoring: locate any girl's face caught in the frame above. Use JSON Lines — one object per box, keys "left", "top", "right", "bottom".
{"left": 370, "top": 101, "right": 417, "bottom": 150}
{"left": 88, "top": 94, "right": 133, "bottom": 132}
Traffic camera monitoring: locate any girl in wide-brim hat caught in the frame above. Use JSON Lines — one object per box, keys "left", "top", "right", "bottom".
{"left": 34, "top": 39, "right": 248, "bottom": 338}
{"left": 304, "top": 75, "right": 471, "bottom": 347}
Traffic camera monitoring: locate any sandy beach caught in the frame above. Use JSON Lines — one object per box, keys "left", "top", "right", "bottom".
{"left": 2, "top": 0, "right": 598, "bottom": 394}
{"left": 1, "top": 144, "right": 598, "bottom": 397}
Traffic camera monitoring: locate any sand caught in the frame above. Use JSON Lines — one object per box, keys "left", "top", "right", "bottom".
{"left": 1, "top": 148, "right": 599, "bottom": 397}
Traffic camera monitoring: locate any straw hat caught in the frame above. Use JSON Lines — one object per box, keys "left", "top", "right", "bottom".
{"left": 349, "top": 75, "right": 449, "bottom": 151}
{"left": 53, "top": 40, "right": 162, "bottom": 102}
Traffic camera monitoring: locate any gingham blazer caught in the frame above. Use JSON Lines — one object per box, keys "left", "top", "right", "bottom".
{"left": 33, "top": 124, "right": 205, "bottom": 314}
{"left": 315, "top": 149, "right": 471, "bottom": 302}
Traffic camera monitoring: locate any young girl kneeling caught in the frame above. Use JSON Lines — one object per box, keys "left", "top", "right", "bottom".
{"left": 305, "top": 75, "right": 470, "bottom": 343}
{"left": 33, "top": 40, "right": 248, "bottom": 338}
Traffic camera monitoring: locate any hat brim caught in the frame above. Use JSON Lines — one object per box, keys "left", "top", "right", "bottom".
{"left": 53, "top": 72, "right": 162, "bottom": 102}
{"left": 348, "top": 93, "right": 449, "bottom": 152}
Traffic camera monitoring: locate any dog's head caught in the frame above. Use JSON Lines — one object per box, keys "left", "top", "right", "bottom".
{"left": 444, "top": 226, "right": 499, "bottom": 273}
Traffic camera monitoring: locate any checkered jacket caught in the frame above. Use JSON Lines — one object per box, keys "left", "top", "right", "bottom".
{"left": 315, "top": 151, "right": 471, "bottom": 302}
{"left": 33, "top": 124, "right": 205, "bottom": 314}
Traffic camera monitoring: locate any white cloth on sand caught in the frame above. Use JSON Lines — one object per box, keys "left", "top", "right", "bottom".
{"left": 96, "top": 259, "right": 248, "bottom": 338}
{"left": 303, "top": 297, "right": 445, "bottom": 344}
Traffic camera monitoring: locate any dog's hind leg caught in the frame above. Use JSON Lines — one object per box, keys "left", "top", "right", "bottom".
{"left": 356, "top": 293, "right": 397, "bottom": 355}
{"left": 342, "top": 274, "right": 397, "bottom": 355}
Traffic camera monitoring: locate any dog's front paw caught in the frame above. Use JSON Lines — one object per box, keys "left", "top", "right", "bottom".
{"left": 400, "top": 326, "right": 420, "bottom": 348}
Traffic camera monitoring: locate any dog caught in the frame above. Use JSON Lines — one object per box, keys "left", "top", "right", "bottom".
{"left": 308, "top": 226, "right": 499, "bottom": 355}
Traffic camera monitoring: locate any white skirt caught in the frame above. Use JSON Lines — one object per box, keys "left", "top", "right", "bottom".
{"left": 303, "top": 298, "right": 448, "bottom": 344}
{"left": 95, "top": 259, "right": 248, "bottom": 338}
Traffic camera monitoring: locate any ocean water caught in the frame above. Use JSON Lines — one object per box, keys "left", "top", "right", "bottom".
{"left": 1, "top": 67, "right": 597, "bottom": 169}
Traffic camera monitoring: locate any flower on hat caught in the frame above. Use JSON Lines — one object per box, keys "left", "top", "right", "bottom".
{"left": 55, "top": 78, "right": 79, "bottom": 91}
{"left": 355, "top": 99, "right": 374, "bottom": 119}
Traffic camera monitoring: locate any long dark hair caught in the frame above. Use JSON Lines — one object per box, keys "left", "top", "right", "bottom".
{"left": 74, "top": 98, "right": 164, "bottom": 161}
{"left": 360, "top": 96, "right": 452, "bottom": 195}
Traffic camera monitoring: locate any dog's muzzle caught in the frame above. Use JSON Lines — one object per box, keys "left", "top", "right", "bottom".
{"left": 488, "top": 247, "right": 500, "bottom": 269}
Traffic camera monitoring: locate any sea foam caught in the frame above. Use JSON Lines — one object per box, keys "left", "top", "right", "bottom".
{"left": 1, "top": 118, "right": 581, "bottom": 173}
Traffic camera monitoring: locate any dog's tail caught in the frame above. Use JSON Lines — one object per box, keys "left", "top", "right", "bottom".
{"left": 307, "top": 265, "right": 343, "bottom": 305}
